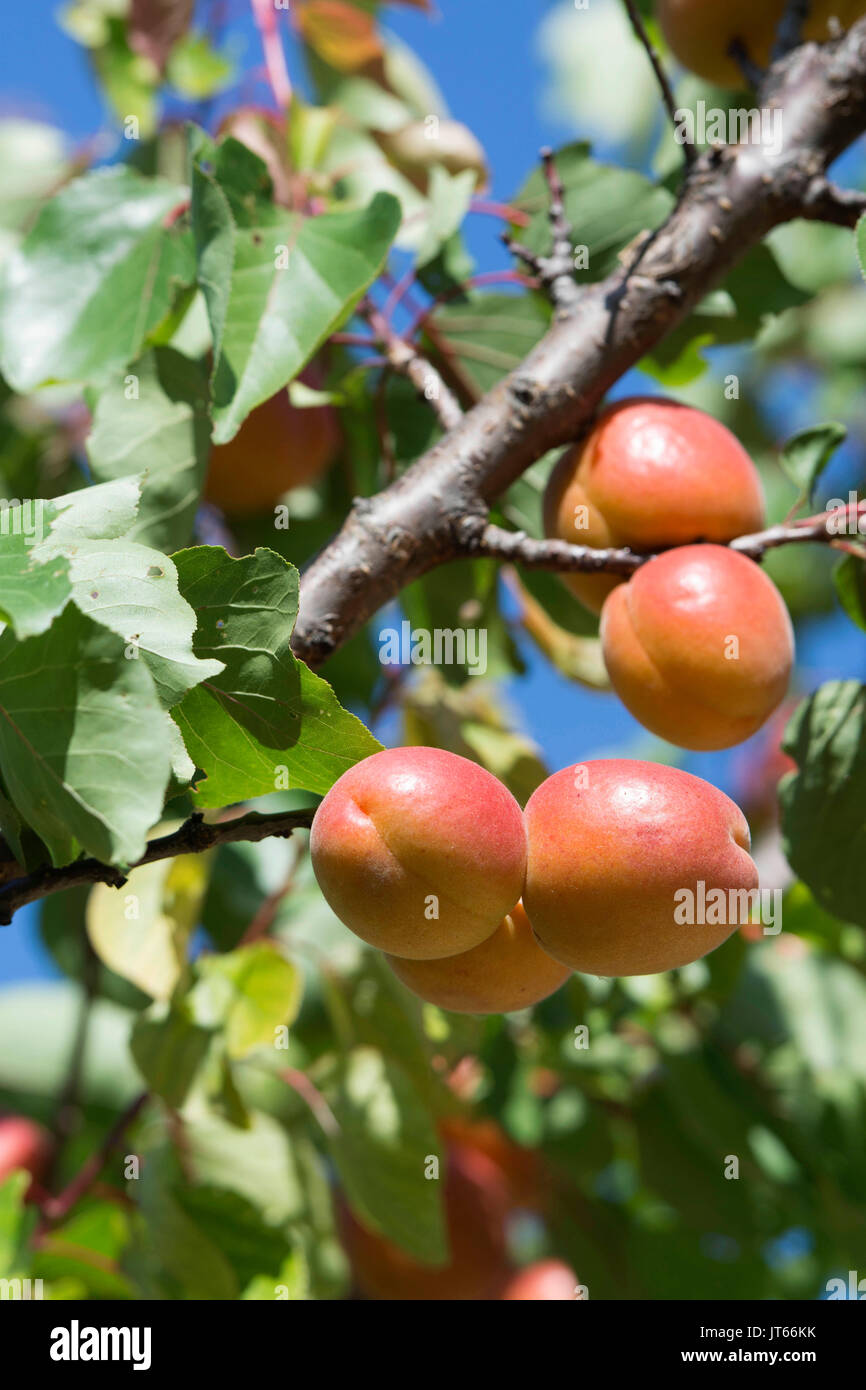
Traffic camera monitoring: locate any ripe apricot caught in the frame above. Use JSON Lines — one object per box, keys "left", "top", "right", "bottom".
{"left": 205, "top": 380, "right": 340, "bottom": 516}
{"left": 523, "top": 759, "right": 759, "bottom": 976}
{"left": 543, "top": 397, "right": 765, "bottom": 613}
{"left": 0, "top": 1114, "right": 52, "bottom": 1199}
{"left": 501, "top": 1259, "right": 580, "bottom": 1300}
{"left": 600, "top": 543, "right": 794, "bottom": 750}
{"left": 439, "top": 1116, "right": 543, "bottom": 1210}
{"left": 657, "top": 1, "right": 866, "bottom": 89}
{"left": 386, "top": 901, "right": 570, "bottom": 1014}
{"left": 339, "top": 1140, "right": 510, "bottom": 1300}
{"left": 310, "top": 747, "right": 527, "bottom": 959}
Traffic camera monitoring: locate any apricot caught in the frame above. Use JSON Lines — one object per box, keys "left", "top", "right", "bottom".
{"left": 205, "top": 378, "right": 340, "bottom": 516}
{"left": 0, "top": 1114, "right": 52, "bottom": 1199}
{"left": 657, "top": 1, "right": 866, "bottom": 89}
{"left": 386, "top": 901, "right": 570, "bottom": 1014}
{"left": 439, "top": 1116, "right": 542, "bottom": 1209}
{"left": 339, "top": 1140, "right": 510, "bottom": 1300}
{"left": 523, "top": 759, "right": 759, "bottom": 976}
{"left": 543, "top": 397, "right": 765, "bottom": 613}
{"left": 501, "top": 1259, "right": 580, "bottom": 1301}
{"left": 600, "top": 544, "right": 794, "bottom": 750}
{"left": 309, "top": 747, "right": 527, "bottom": 959}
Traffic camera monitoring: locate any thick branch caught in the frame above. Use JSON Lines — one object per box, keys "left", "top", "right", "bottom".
{"left": 0, "top": 808, "right": 315, "bottom": 924}
{"left": 292, "top": 20, "right": 866, "bottom": 669}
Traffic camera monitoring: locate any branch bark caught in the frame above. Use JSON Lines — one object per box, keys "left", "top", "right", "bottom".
{"left": 0, "top": 808, "right": 315, "bottom": 924}
{"left": 292, "top": 20, "right": 866, "bottom": 669}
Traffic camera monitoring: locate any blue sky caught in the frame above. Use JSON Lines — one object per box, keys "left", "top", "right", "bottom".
{"left": 1, "top": 1, "right": 864, "bottom": 982}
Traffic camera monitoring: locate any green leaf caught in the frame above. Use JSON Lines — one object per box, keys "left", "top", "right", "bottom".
{"left": 175, "top": 1187, "right": 294, "bottom": 1290}
{"left": 0, "top": 1173, "right": 33, "bottom": 1278}
{"left": 0, "top": 166, "right": 193, "bottom": 391}
{"left": 0, "top": 608, "right": 173, "bottom": 866}
{"left": 190, "top": 134, "right": 400, "bottom": 441}
{"left": 779, "top": 423, "right": 847, "bottom": 499}
{"left": 193, "top": 942, "right": 302, "bottom": 1059}
{"left": 834, "top": 555, "right": 866, "bottom": 631}
{"left": 856, "top": 212, "right": 866, "bottom": 282}
{"left": 166, "top": 33, "right": 233, "bottom": 99}
{"left": 415, "top": 165, "right": 476, "bottom": 268}
{"left": 87, "top": 851, "right": 209, "bottom": 1000}
{"left": 780, "top": 682, "right": 866, "bottom": 927}
{"left": 172, "top": 545, "right": 380, "bottom": 804}
{"left": 86, "top": 347, "right": 211, "bottom": 553}
{"left": 130, "top": 1005, "right": 213, "bottom": 1106}
{"left": 512, "top": 141, "right": 673, "bottom": 284}
{"left": 0, "top": 524, "right": 71, "bottom": 639}
{"left": 327, "top": 1047, "right": 447, "bottom": 1264}
{"left": 179, "top": 1109, "right": 312, "bottom": 1225}
{"left": 428, "top": 292, "right": 551, "bottom": 397}
{"left": 0, "top": 984, "right": 140, "bottom": 1108}
{"left": 138, "top": 1163, "right": 239, "bottom": 1300}
{"left": 0, "top": 475, "right": 149, "bottom": 642}
{"left": 33, "top": 1200, "right": 136, "bottom": 1300}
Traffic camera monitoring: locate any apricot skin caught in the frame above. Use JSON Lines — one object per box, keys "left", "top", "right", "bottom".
{"left": 0, "top": 1115, "right": 52, "bottom": 1199}
{"left": 205, "top": 382, "right": 340, "bottom": 516}
{"left": 657, "top": 1, "right": 866, "bottom": 88}
{"left": 339, "top": 1141, "right": 510, "bottom": 1301}
{"left": 600, "top": 544, "right": 794, "bottom": 751}
{"left": 543, "top": 397, "right": 765, "bottom": 614}
{"left": 523, "top": 759, "right": 759, "bottom": 977}
{"left": 501, "top": 1259, "right": 579, "bottom": 1301}
{"left": 386, "top": 901, "right": 570, "bottom": 1015}
{"left": 309, "top": 747, "right": 527, "bottom": 960}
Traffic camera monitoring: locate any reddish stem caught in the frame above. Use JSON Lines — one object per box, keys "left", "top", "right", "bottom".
{"left": 470, "top": 197, "right": 531, "bottom": 227}
{"left": 251, "top": 0, "right": 293, "bottom": 110}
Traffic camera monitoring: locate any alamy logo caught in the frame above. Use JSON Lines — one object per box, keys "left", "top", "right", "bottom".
{"left": 674, "top": 101, "right": 784, "bottom": 156}
{"left": 50, "top": 1320, "right": 152, "bottom": 1371}
{"left": 0, "top": 1277, "right": 43, "bottom": 1299}
{"left": 674, "top": 882, "right": 782, "bottom": 934}
{"left": 379, "top": 620, "right": 488, "bottom": 675}
{"left": 0, "top": 498, "right": 46, "bottom": 546}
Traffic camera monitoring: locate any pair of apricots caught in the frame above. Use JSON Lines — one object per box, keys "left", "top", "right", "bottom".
{"left": 544, "top": 397, "right": 794, "bottom": 752}
{"left": 310, "top": 744, "right": 760, "bottom": 1011}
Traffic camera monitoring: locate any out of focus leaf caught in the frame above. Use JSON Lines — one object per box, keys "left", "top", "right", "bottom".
{"left": 834, "top": 555, "right": 866, "bottom": 632}
{"left": 779, "top": 422, "right": 847, "bottom": 499}
{"left": 780, "top": 682, "right": 866, "bottom": 927}
{"left": 131, "top": 1004, "right": 212, "bottom": 1105}
{"left": 327, "top": 1046, "right": 447, "bottom": 1263}
{"left": 193, "top": 943, "right": 302, "bottom": 1059}
{"left": 87, "top": 851, "right": 209, "bottom": 1000}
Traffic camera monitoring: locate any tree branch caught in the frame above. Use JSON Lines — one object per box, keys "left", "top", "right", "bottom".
{"left": 292, "top": 20, "right": 866, "bottom": 669}
{"left": 0, "top": 808, "right": 315, "bottom": 924}
{"left": 504, "top": 148, "right": 581, "bottom": 310}
{"left": 361, "top": 300, "right": 463, "bottom": 431}
{"left": 772, "top": 1, "right": 813, "bottom": 62}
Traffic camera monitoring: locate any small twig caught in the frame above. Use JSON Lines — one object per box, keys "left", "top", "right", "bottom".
{"left": 40, "top": 1093, "right": 149, "bottom": 1226}
{"left": 44, "top": 939, "right": 100, "bottom": 1189}
{"left": 798, "top": 176, "right": 866, "bottom": 226}
{"left": 621, "top": 0, "right": 695, "bottom": 167}
{"left": 503, "top": 148, "right": 580, "bottom": 311}
{"left": 772, "top": 1, "right": 813, "bottom": 62}
{"left": 0, "top": 808, "right": 316, "bottom": 925}
{"left": 281, "top": 1068, "right": 340, "bottom": 1138}
{"left": 361, "top": 301, "right": 463, "bottom": 431}
{"left": 251, "top": 0, "right": 292, "bottom": 110}
{"left": 467, "top": 522, "right": 644, "bottom": 576}
{"left": 469, "top": 197, "right": 531, "bottom": 227}
{"left": 728, "top": 37, "right": 766, "bottom": 88}
{"left": 238, "top": 839, "right": 306, "bottom": 946}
